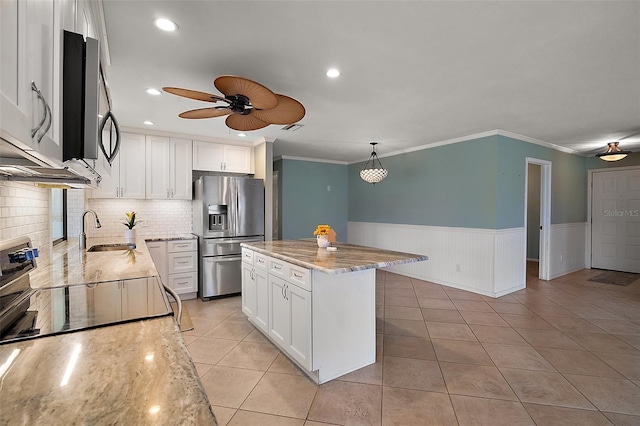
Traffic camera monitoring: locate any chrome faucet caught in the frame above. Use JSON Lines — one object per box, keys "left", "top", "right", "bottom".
{"left": 79, "top": 210, "right": 102, "bottom": 250}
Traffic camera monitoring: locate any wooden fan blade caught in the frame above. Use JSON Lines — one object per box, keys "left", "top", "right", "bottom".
{"left": 214, "top": 76, "right": 278, "bottom": 110}
{"left": 179, "top": 107, "right": 231, "bottom": 119}
{"left": 163, "top": 87, "right": 226, "bottom": 103}
{"left": 225, "top": 113, "right": 270, "bottom": 131}
{"left": 252, "top": 94, "right": 305, "bottom": 125}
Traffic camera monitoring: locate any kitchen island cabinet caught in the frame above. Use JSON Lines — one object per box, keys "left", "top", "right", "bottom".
{"left": 241, "top": 239, "right": 428, "bottom": 383}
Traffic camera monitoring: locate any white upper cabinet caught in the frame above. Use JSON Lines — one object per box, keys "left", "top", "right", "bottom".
{"left": 91, "top": 132, "right": 145, "bottom": 199}
{"left": 0, "top": 0, "right": 66, "bottom": 162}
{"left": 192, "top": 140, "right": 252, "bottom": 173}
{"left": 146, "top": 136, "right": 192, "bottom": 200}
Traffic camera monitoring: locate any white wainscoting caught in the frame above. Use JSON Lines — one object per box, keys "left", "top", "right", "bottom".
{"left": 347, "top": 222, "right": 526, "bottom": 297}
{"left": 548, "top": 222, "right": 587, "bottom": 279}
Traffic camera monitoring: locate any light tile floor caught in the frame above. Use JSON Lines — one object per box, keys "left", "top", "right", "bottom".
{"left": 182, "top": 264, "right": 640, "bottom": 425}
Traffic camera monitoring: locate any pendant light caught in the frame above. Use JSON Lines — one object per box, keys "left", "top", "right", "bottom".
{"left": 596, "top": 142, "right": 631, "bottom": 162}
{"left": 360, "top": 142, "right": 388, "bottom": 184}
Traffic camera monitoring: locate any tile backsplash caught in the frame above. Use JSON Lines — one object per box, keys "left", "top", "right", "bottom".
{"left": 0, "top": 181, "right": 51, "bottom": 260}
{"left": 85, "top": 198, "right": 193, "bottom": 239}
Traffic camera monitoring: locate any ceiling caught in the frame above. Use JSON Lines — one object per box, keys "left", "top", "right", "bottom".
{"left": 101, "top": 1, "right": 640, "bottom": 163}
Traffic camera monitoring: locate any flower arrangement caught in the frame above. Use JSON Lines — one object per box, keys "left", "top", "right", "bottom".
{"left": 123, "top": 211, "right": 139, "bottom": 229}
{"left": 313, "top": 224, "right": 331, "bottom": 236}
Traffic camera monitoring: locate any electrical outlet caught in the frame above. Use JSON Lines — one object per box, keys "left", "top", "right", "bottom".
{"left": 560, "top": 254, "right": 564, "bottom": 262}
{"left": 456, "top": 264, "right": 462, "bottom": 272}
{"left": 327, "top": 185, "right": 331, "bottom": 192}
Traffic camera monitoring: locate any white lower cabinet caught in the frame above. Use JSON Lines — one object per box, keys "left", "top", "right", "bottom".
{"left": 268, "top": 274, "right": 312, "bottom": 370}
{"left": 147, "top": 239, "right": 197, "bottom": 300}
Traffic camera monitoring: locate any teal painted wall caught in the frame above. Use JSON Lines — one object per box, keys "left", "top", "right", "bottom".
{"left": 278, "top": 159, "right": 349, "bottom": 240}
{"left": 527, "top": 164, "right": 541, "bottom": 259}
{"left": 279, "top": 137, "right": 638, "bottom": 235}
{"left": 348, "top": 135, "right": 588, "bottom": 229}
{"left": 348, "top": 136, "right": 501, "bottom": 228}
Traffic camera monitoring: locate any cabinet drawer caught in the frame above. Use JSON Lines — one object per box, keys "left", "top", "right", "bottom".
{"left": 167, "top": 239, "right": 197, "bottom": 253}
{"left": 288, "top": 265, "right": 311, "bottom": 291}
{"left": 242, "top": 248, "right": 254, "bottom": 264}
{"left": 168, "top": 252, "right": 197, "bottom": 273}
{"left": 268, "top": 258, "right": 288, "bottom": 277}
{"left": 254, "top": 253, "right": 268, "bottom": 269}
{"left": 168, "top": 272, "right": 197, "bottom": 294}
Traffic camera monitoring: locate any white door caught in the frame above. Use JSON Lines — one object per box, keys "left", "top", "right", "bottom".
{"left": 223, "top": 145, "right": 252, "bottom": 173}
{"left": 592, "top": 168, "right": 640, "bottom": 273}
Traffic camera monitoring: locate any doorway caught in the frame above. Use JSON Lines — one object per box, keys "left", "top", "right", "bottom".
{"left": 525, "top": 158, "right": 552, "bottom": 281}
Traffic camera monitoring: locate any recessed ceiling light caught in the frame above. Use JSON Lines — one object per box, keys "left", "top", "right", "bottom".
{"left": 326, "top": 68, "right": 340, "bottom": 78}
{"left": 146, "top": 88, "right": 161, "bottom": 96}
{"left": 143, "top": 120, "right": 154, "bottom": 125}
{"left": 238, "top": 133, "right": 246, "bottom": 137}
{"left": 154, "top": 18, "right": 178, "bottom": 32}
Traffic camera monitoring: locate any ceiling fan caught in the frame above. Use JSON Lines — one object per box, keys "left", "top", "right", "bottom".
{"left": 163, "top": 75, "right": 305, "bottom": 131}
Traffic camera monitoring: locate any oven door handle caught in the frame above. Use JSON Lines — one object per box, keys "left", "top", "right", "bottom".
{"left": 162, "top": 284, "right": 182, "bottom": 329}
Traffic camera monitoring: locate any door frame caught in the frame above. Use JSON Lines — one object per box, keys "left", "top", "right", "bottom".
{"left": 525, "top": 158, "right": 552, "bottom": 280}
{"left": 586, "top": 165, "right": 640, "bottom": 269}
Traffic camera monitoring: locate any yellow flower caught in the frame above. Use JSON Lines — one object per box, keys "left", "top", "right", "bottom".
{"left": 313, "top": 224, "right": 331, "bottom": 236}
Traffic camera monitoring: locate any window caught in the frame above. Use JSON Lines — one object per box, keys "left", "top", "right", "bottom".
{"left": 51, "top": 188, "right": 67, "bottom": 244}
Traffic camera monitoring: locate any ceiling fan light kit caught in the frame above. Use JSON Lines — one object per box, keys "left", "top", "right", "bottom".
{"left": 596, "top": 142, "right": 631, "bottom": 162}
{"left": 360, "top": 142, "right": 388, "bottom": 184}
{"left": 163, "top": 75, "right": 305, "bottom": 131}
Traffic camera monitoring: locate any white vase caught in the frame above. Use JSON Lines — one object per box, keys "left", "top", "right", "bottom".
{"left": 124, "top": 229, "right": 136, "bottom": 243}
{"left": 317, "top": 235, "right": 330, "bottom": 248}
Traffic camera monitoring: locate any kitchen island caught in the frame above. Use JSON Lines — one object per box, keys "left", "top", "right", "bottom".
{"left": 0, "top": 237, "right": 217, "bottom": 425}
{"left": 240, "top": 239, "right": 428, "bottom": 384}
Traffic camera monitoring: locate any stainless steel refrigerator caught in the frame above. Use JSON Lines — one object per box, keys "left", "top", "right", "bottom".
{"left": 193, "top": 176, "right": 265, "bottom": 299}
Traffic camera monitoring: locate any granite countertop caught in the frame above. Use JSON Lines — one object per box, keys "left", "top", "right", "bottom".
{"left": 28, "top": 237, "right": 159, "bottom": 289}
{"left": 2, "top": 236, "right": 217, "bottom": 425}
{"left": 242, "top": 239, "right": 428, "bottom": 274}
{"left": 0, "top": 317, "right": 216, "bottom": 424}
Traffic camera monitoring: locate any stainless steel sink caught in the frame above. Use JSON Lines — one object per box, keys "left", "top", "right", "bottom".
{"left": 87, "top": 243, "right": 136, "bottom": 252}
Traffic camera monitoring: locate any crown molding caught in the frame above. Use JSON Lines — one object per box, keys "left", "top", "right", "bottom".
{"left": 348, "top": 129, "right": 579, "bottom": 164}
{"left": 276, "top": 155, "right": 349, "bottom": 165}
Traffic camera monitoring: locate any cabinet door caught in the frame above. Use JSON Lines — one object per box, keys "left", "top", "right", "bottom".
{"left": 254, "top": 267, "right": 269, "bottom": 333}
{"left": 89, "top": 281, "right": 122, "bottom": 325}
{"left": 0, "top": 0, "right": 31, "bottom": 147}
{"left": 122, "top": 278, "right": 149, "bottom": 319}
{"left": 192, "top": 140, "right": 224, "bottom": 171}
{"left": 170, "top": 138, "right": 192, "bottom": 199}
{"left": 242, "top": 263, "right": 257, "bottom": 319}
{"left": 146, "top": 241, "right": 167, "bottom": 286}
{"left": 268, "top": 275, "right": 289, "bottom": 347}
{"left": 26, "top": 0, "right": 61, "bottom": 160}
{"left": 223, "top": 145, "right": 252, "bottom": 173}
{"left": 90, "top": 152, "right": 120, "bottom": 198}
{"left": 145, "top": 135, "right": 170, "bottom": 199}
{"left": 287, "top": 283, "right": 312, "bottom": 370}
{"left": 119, "top": 133, "right": 146, "bottom": 199}
{"left": 168, "top": 272, "right": 197, "bottom": 295}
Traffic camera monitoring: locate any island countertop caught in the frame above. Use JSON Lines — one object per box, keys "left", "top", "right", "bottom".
{"left": 241, "top": 239, "right": 428, "bottom": 274}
